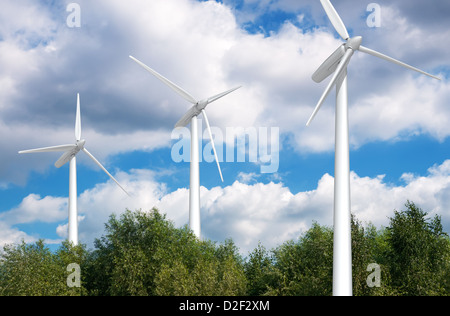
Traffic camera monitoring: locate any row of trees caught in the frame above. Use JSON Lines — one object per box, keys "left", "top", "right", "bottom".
{"left": 1, "top": 201, "right": 449, "bottom": 296}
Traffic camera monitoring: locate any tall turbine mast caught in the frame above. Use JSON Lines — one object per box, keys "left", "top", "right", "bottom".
{"left": 19, "top": 94, "right": 129, "bottom": 245}
{"left": 130, "top": 56, "right": 241, "bottom": 238}
{"left": 308, "top": 0, "right": 440, "bottom": 296}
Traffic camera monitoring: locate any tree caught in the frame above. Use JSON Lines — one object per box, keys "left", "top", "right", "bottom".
{"left": 2, "top": 202, "right": 449, "bottom": 296}
{"left": 85, "top": 209, "right": 186, "bottom": 296}
{"left": 351, "top": 216, "right": 397, "bottom": 296}
{"left": 386, "top": 201, "right": 450, "bottom": 295}
{"left": 244, "top": 242, "right": 274, "bottom": 296}
{"left": 0, "top": 240, "right": 87, "bottom": 296}
{"left": 85, "top": 208, "right": 247, "bottom": 296}
{"left": 217, "top": 247, "right": 247, "bottom": 296}
{"left": 154, "top": 238, "right": 247, "bottom": 296}
{"left": 263, "top": 223, "right": 334, "bottom": 296}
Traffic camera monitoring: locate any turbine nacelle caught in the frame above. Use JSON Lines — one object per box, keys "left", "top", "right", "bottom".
{"left": 196, "top": 100, "right": 209, "bottom": 111}
{"left": 76, "top": 139, "right": 86, "bottom": 151}
{"left": 175, "top": 101, "right": 208, "bottom": 127}
{"left": 345, "top": 36, "right": 362, "bottom": 51}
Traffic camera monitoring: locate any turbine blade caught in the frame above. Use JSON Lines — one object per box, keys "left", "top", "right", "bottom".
{"left": 19, "top": 144, "right": 77, "bottom": 154}
{"left": 320, "top": 0, "right": 349, "bottom": 40}
{"left": 312, "top": 44, "right": 346, "bottom": 83}
{"left": 55, "top": 150, "right": 75, "bottom": 168}
{"left": 82, "top": 148, "right": 130, "bottom": 197}
{"left": 307, "top": 48, "right": 354, "bottom": 126}
{"left": 207, "top": 86, "right": 242, "bottom": 104}
{"left": 129, "top": 56, "right": 198, "bottom": 104}
{"left": 175, "top": 105, "right": 200, "bottom": 128}
{"left": 359, "top": 46, "right": 441, "bottom": 80}
{"left": 202, "top": 110, "right": 223, "bottom": 182}
{"left": 75, "top": 93, "right": 81, "bottom": 141}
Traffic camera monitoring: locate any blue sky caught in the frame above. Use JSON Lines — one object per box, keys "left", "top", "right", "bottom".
{"left": 0, "top": 0, "right": 449, "bottom": 254}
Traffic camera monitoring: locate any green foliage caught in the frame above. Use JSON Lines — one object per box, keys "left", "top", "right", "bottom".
{"left": 244, "top": 242, "right": 274, "bottom": 296}
{"left": 84, "top": 209, "right": 247, "bottom": 296}
{"left": 386, "top": 201, "right": 450, "bottom": 295}
{"left": 264, "top": 223, "right": 334, "bottom": 296}
{"left": 154, "top": 238, "right": 248, "bottom": 296}
{"left": 0, "top": 240, "right": 87, "bottom": 296}
{"left": 1, "top": 202, "right": 449, "bottom": 296}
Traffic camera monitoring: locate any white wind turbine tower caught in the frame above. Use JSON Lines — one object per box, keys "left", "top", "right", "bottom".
{"left": 307, "top": 0, "right": 441, "bottom": 296}
{"left": 130, "top": 55, "right": 241, "bottom": 238}
{"left": 19, "top": 93, "right": 129, "bottom": 246}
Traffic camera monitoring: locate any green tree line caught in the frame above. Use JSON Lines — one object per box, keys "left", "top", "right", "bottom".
{"left": 1, "top": 201, "right": 449, "bottom": 296}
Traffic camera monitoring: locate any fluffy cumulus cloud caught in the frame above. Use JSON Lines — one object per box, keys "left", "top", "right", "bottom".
{"left": 2, "top": 159, "right": 450, "bottom": 254}
{"left": 221, "top": 0, "right": 450, "bottom": 153}
{"left": 1, "top": 0, "right": 448, "bottom": 185}
{"left": 0, "top": 194, "right": 67, "bottom": 225}
{"left": 349, "top": 76, "right": 450, "bottom": 146}
{"left": 0, "top": 221, "right": 35, "bottom": 246}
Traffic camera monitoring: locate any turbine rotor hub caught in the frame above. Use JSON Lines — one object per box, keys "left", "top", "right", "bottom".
{"left": 195, "top": 100, "right": 208, "bottom": 111}
{"left": 345, "top": 36, "right": 362, "bottom": 51}
{"left": 76, "top": 139, "right": 86, "bottom": 150}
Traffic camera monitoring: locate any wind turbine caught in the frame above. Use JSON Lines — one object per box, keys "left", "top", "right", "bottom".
{"left": 130, "top": 55, "right": 241, "bottom": 238}
{"left": 19, "top": 93, "right": 129, "bottom": 246}
{"left": 307, "top": 0, "right": 441, "bottom": 296}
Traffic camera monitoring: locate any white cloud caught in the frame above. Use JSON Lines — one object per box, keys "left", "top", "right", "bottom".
{"left": 3, "top": 159, "right": 450, "bottom": 254}
{"left": 0, "top": 194, "right": 67, "bottom": 225}
{"left": 0, "top": 0, "right": 448, "bottom": 188}
{"left": 349, "top": 76, "right": 450, "bottom": 147}
{"left": 0, "top": 221, "right": 36, "bottom": 247}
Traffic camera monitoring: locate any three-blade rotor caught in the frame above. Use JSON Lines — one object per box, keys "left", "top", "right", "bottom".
{"left": 19, "top": 94, "right": 129, "bottom": 196}
{"left": 130, "top": 55, "right": 241, "bottom": 182}
{"left": 307, "top": 0, "right": 441, "bottom": 126}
